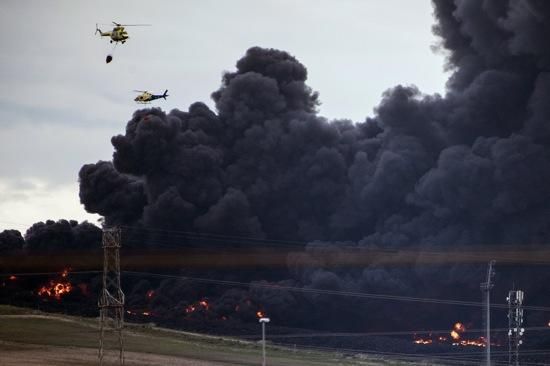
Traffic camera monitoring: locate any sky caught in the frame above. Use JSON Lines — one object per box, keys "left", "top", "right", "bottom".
{"left": 0, "top": 0, "right": 448, "bottom": 233}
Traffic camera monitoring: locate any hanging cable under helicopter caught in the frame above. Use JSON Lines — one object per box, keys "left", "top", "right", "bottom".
{"left": 106, "top": 42, "right": 118, "bottom": 63}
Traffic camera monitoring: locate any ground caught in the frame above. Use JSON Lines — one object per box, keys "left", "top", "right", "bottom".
{"left": 0, "top": 305, "right": 412, "bottom": 365}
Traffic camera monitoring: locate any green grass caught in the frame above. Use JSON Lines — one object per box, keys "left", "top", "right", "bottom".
{"left": 0, "top": 305, "right": 407, "bottom": 365}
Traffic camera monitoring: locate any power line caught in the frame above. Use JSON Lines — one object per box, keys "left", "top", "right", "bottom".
{"left": 238, "top": 326, "right": 550, "bottom": 339}
{"left": 121, "top": 270, "right": 550, "bottom": 311}
{"left": 4, "top": 268, "right": 550, "bottom": 312}
{"left": 2, "top": 270, "right": 101, "bottom": 277}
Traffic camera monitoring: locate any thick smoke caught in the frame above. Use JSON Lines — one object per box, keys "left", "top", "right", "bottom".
{"left": 24, "top": 219, "right": 102, "bottom": 252}
{"left": 0, "top": 230, "right": 24, "bottom": 253}
{"left": 77, "top": 0, "right": 550, "bottom": 335}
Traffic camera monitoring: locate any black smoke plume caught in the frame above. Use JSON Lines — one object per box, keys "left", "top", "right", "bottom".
{"left": 74, "top": 0, "right": 550, "bottom": 351}
{"left": 0, "top": 230, "right": 24, "bottom": 254}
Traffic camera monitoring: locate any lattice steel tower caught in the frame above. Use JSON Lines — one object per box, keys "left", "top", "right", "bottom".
{"left": 98, "top": 227, "right": 125, "bottom": 365}
{"left": 507, "top": 290, "right": 524, "bottom": 366}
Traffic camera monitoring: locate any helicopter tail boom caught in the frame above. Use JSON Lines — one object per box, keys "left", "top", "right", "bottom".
{"left": 95, "top": 24, "right": 111, "bottom": 37}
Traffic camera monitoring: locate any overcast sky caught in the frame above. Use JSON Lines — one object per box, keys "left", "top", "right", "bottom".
{"left": 0, "top": 0, "right": 448, "bottom": 232}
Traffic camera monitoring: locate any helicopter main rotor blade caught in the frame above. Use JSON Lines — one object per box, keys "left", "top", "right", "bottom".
{"left": 112, "top": 22, "right": 151, "bottom": 26}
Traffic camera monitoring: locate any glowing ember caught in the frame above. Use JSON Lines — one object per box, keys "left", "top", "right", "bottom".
{"left": 9, "top": 275, "right": 17, "bottom": 281}
{"left": 61, "top": 268, "right": 70, "bottom": 278}
{"left": 38, "top": 281, "right": 72, "bottom": 300}
{"left": 146, "top": 290, "right": 155, "bottom": 299}
{"left": 185, "top": 299, "right": 209, "bottom": 314}
{"left": 414, "top": 322, "right": 492, "bottom": 348}
{"left": 414, "top": 338, "right": 433, "bottom": 345}
{"left": 456, "top": 339, "right": 485, "bottom": 347}
{"left": 185, "top": 305, "right": 196, "bottom": 313}
{"left": 256, "top": 311, "right": 265, "bottom": 318}
{"left": 127, "top": 310, "right": 152, "bottom": 317}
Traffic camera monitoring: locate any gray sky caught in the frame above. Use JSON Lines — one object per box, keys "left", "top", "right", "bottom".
{"left": 0, "top": 0, "right": 448, "bottom": 232}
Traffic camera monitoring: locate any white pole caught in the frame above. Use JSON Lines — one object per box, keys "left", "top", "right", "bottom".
{"left": 262, "top": 322, "right": 266, "bottom": 366}
{"left": 485, "top": 290, "right": 491, "bottom": 366}
{"left": 259, "top": 317, "right": 270, "bottom": 366}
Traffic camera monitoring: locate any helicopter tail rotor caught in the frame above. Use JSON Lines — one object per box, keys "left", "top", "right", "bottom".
{"left": 95, "top": 23, "right": 100, "bottom": 35}
{"left": 163, "top": 90, "right": 169, "bottom": 99}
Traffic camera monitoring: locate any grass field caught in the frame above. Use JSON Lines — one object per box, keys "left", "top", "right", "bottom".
{"left": 0, "top": 305, "right": 413, "bottom": 365}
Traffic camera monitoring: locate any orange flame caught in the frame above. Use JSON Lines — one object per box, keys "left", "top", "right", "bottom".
{"left": 256, "top": 311, "right": 265, "bottom": 318}
{"left": 457, "top": 339, "right": 486, "bottom": 347}
{"left": 451, "top": 321, "right": 466, "bottom": 340}
{"left": 454, "top": 322, "right": 466, "bottom": 332}
{"left": 414, "top": 338, "right": 433, "bottom": 344}
{"left": 9, "top": 275, "right": 17, "bottom": 281}
{"left": 414, "top": 322, "right": 493, "bottom": 348}
{"left": 38, "top": 281, "right": 72, "bottom": 300}
{"left": 450, "top": 330, "right": 460, "bottom": 340}
{"left": 37, "top": 269, "right": 73, "bottom": 300}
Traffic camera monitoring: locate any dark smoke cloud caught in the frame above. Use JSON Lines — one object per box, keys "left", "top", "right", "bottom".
{"left": 0, "top": 230, "right": 24, "bottom": 253}
{"left": 24, "top": 219, "right": 102, "bottom": 252}
{"left": 78, "top": 0, "right": 550, "bottom": 335}
{"left": 79, "top": 161, "right": 147, "bottom": 226}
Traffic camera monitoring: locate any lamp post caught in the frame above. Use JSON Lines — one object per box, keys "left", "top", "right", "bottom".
{"left": 259, "top": 317, "right": 270, "bottom": 366}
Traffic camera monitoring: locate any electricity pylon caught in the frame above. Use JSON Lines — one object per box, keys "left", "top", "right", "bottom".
{"left": 98, "top": 227, "right": 125, "bottom": 365}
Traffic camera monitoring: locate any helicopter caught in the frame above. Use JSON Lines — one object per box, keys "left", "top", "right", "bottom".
{"left": 95, "top": 22, "right": 150, "bottom": 44}
{"left": 134, "top": 90, "right": 169, "bottom": 104}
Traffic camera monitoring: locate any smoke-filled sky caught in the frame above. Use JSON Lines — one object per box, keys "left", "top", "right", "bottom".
{"left": 0, "top": 0, "right": 447, "bottom": 231}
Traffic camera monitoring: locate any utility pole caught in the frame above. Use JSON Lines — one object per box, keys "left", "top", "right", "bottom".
{"left": 259, "top": 317, "right": 270, "bottom": 366}
{"left": 98, "top": 227, "right": 125, "bottom": 365}
{"left": 507, "top": 289, "right": 524, "bottom": 366}
{"left": 480, "top": 260, "right": 496, "bottom": 366}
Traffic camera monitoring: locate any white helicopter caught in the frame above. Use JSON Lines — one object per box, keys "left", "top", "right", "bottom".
{"left": 134, "top": 90, "right": 169, "bottom": 104}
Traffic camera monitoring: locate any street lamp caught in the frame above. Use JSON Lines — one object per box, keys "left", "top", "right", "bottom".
{"left": 259, "top": 317, "right": 270, "bottom": 366}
